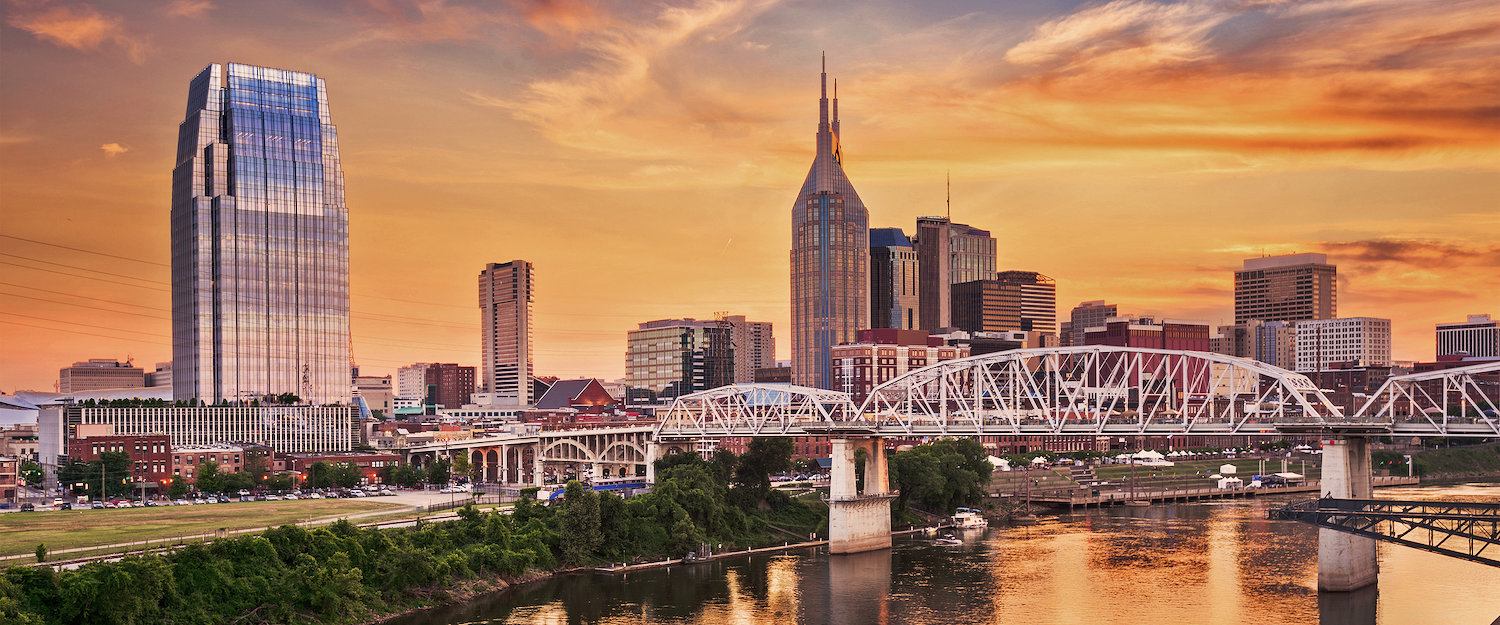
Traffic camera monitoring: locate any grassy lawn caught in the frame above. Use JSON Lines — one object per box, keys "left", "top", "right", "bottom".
{"left": 0, "top": 499, "right": 402, "bottom": 557}
{"left": 1091, "top": 457, "right": 1323, "bottom": 481}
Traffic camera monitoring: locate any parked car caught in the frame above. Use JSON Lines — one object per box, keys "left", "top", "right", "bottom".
{"left": 173, "top": 499, "right": 189, "bottom": 506}
{"left": 90, "top": 502, "right": 104, "bottom": 509}
{"left": 377, "top": 489, "right": 395, "bottom": 496}
{"left": 19, "top": 503, "right": 34, "bottom": 512}
{"left": 307, "top": 493, "right": 324, "bottom": 499}
{"left": 59, "top": 502, "right": 72, "bottom": 510}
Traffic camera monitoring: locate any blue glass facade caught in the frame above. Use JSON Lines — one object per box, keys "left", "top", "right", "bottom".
{"left": 791, "top": 63, "right": 869, "bottom": 389}
{"left": 171, "top": 63, "right": 351, "bottom": 404}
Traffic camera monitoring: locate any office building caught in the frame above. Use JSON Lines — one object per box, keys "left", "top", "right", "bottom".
{"left": 67, "top": 427, "right": 172, "bottom": 486}
{"left": 832, "top": 329, "right": 969, "bottom": 403}
{"left": 950, "top": 271, "right": 1057, "bottom": 335}
{"left": 1084, "top": 317, "right": 1211, "bottom": 351}
{"left": 1436, "top": 314, "right": 1499, "bottom": 358}
{"left": 58, "top": 359, "right": 144, "bottom": 393}
{"left": 1212, "top": 321, "right": 1259, "bottom": 359}
{"left": 791, "top": 59, "right": 869, "bottom": 389}
{"left": 63, "top": 404, "right": 354, "bottom": 453}
{"left": 1255, "top": 321, "right": 1297, "bottom": 370}
{"left": 144, "top": 362, "right": 172, "bottom": 387}
{"left": 915, "top": 217, "right": 996, "bottom": 331}
{"left": 1234, "top": 253, "right": 1336, "bottom": 323}
{"left": 172, "top": 63, "right": 352, "bottom": 405}
{"left": 719, "top": 315, "right": 776, "bottom": 383}
{"left": 1295, "top": 317, "right": 1392, "bottom": 372}
{"left": 479, "top": 261, "right": 534, "bottom": 405}
{"left": 870, "top": 227, "right": 920, "bottom": 330}
{"left": 1063, "top": 301, "right": 1117, "bottom": 347}
{"left": 353, "top": 375, "right": 394, "bottom": 415}
{"left": 395, "top": 363, "right": 434, "bottom": 403}
{"left": 171, "top": 444, "right": 250, "bottom": 483}
{"left": 423, "top": 363, "right": 475, "bottom": 409}
{"left": 626, "top": 319, "right": 734, "bottom": 402}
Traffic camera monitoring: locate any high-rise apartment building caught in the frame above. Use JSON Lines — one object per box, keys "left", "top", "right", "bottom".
{"left": 950, "top": 271, "right": 1057, "bottom": 335}
{"left": 915, "top": 217, "right": 996, "bottom": 331}
{"left": 625, "top": 319, "right": 734, "bottom": 403}
{"left": 791, "top": 60, "right": 869, "bottom": 390}
{"left": 1294, "top": 317, "right": 1392, "bottom": 372}
{"left": 171, "top": 63, "right": 351, "bottom": 405}
{"left": 1234, "top": 253, "right": 1336, "bottom": 323}
{"left": 1062, "top": 301, "right": 1117, "bottom": 347}
{"left": 479, "top": 261, "right": 534, "bottom": 405}
{"left": 869, "top": 228, "right": 920, "bottom": 331}
{"left": 58, "top": 359, "right": 144, "bottom": 393}
{"left": 719, "top": 315, "right": 776, "bottom": 383}
{"left": 423, "top": 363, "right": 475, "bottom": 409}
{"left": 1436, "top": 314, "right": 1499, "bottom": 358}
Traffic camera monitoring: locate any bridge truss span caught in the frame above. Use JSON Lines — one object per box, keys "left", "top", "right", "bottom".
{"left": 1351, "top": 361, "right": 1500, "bottom": 437}
{"left": 860, "top": 346, "right": 1344, "bottom": 436}
{"left": 656, "top": 384, "right": 859, "bottom": 438}
{"left": 1271, "top": 498, "right": 1500, "bottom": 567}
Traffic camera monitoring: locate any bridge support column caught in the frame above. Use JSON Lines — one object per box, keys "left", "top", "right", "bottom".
{"left": 645, "top": 442, "right": 660, "bottom": 484}
{"left": 828, "top": 437, "right": 895, "bottom": 554}
{"left": 1319, "top": 436, "right": 1378, "bottom": 592}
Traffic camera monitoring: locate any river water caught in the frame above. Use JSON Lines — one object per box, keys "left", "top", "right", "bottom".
{"left": 391, "top": 483, "right": 1500, "bottom": 625}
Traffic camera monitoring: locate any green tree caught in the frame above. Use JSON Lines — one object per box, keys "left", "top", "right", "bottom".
{"left": 427, "top": 457, "right": 451, "bottom": 486}
{"left": 889, "top": 438, "right": 993, "bottom": 516}
{"left": 18, "top": 461, "right": 42, "bottom": 488}
{"left": 733, "top": 437, "right": 794, "bottom": 508}
{"left": 195, "top": 461, "right": 223, "bottom": 494}
{"left": 451, "top": 453, "right": 473, "bottom": 482}
{"left": 559, "top": 480, "right": 603, "bottom": 565}
{"left": 242, "top": 449, "right": 269, "bottom": 484}
{"left": 33, "top": 544, "right": 44, "bottom": 563}
{"left": 166, "top": 480, "right": 188, "bottom": 499}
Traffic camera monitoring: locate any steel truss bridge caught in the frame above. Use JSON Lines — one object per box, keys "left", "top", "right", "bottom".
{"left": 1271, "top": 498, "right": 1500, "bottom": 567}
{"left": 657, "top": 347, "right": 1500, "bottom": 439}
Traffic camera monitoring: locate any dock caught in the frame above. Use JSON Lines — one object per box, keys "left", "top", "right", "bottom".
{"left": 1011, "top": 476, "right": 1420, "bottom": 510}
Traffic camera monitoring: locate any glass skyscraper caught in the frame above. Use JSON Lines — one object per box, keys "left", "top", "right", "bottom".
{"left": 791, "top": 59, "right": 869, "bottom": 389}
{"left": 171, "top": 63, "right": 351, "bottom": 405}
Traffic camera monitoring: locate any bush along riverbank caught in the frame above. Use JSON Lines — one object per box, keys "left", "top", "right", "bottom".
{"left": 0, "top": 440, "right": 826, "bottom": 625}
{"left": 1376, "top": 441, "right": 1500, "bottom": 481}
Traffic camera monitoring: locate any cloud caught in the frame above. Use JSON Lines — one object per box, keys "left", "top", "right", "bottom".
{"left": 100, "top": 142, "right": 128, "bottom": 157}
{"left": 5, "top": 3, "right": 147, "bottom": 63}
{"left": 1322, "top": 239, "right": 1500, "bottom": 269}
{"left": 164, "top": 0, "right": 213, "bottom": 18}
{"left": 517, "top": 0, "right": 612, "bottom": 42}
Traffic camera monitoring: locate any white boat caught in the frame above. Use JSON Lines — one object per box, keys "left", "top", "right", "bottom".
{"left": 935, "top": 536, "right": 963, "bottom": 546}
{"left": 952, "top": 508, "right": 989, "bottom": 529}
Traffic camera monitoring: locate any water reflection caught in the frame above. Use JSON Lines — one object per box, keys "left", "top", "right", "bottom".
{"left": 389, "top": 484, "right": 1500, "bottom": 625}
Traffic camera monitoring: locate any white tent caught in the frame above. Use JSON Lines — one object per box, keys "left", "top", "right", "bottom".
{"left": 1220, "top": 464, "right": 1237, "bottom": 474}
{"left": 1133, "top": 450, "right": 1166, "bottom": 460}
{"left": 1030, "top": 456, "right": 1049, "bottom": 464}
{"left": 988, "top": 456, "right": 1012, "bottom": 471}
{"left": 1217, "top": 476, "right": 1243, "bottom": 489}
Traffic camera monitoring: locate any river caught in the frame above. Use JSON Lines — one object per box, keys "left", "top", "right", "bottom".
{"left": 390, "top": 483, "right": 1500, "bottom": 625}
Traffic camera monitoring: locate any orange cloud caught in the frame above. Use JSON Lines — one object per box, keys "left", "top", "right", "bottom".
{"left": 5, "top": 3, "right": 146, "bottom": 63}
{"left": 516, "top": 0, "right": 612, "bottom": 41}
{"left": 164, "top": 0, "right": 212, "bottom": 18}
{"left": 99, "top": 142, "right": 128, "bottom": 157}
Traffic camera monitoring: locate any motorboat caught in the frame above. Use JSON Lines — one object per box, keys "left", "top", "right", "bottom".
{"left": 935, "top": 535, "right": 963, "bottom": 546}
{"left": 952, "top": 508, "right": 989, "bottom": 529}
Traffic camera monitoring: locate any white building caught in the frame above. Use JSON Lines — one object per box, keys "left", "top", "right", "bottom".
{"left": 63, "top": 404, "right": 354, "bottom": 453}
{"left": 1436, "top": 314, "right": 1499, "bottom": 358}
{"left": 396, "top": 363, "right": 434, "bottom": 403}
{"left": 1294, "top": 317, "right": 1392, "bottom": 372}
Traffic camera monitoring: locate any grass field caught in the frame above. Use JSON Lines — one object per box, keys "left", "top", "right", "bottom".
{"left": 0, "top": 499, "right": 402, "bottom": 557}
{"left": 1091, "top": 457, "right": 1323, "bottom": 481}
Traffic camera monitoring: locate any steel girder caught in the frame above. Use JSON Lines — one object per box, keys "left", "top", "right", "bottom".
{"left": 1351, "top": 361, "right": 1500, "bottom": 437}
{"left": 1270, "top": 498, "right": 1500, "bottom": 567}
{"left": 858, "top": 346, "right": 1345, "bottom": 436}
{"left": 656, "top": 383, "right": 859, "bottom": 438}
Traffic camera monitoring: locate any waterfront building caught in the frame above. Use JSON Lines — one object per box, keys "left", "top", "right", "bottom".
{"left": 479, "top": 261, "right": 535, "bottom": 406}
{"left": 395, "top": 363, "right": 434, "bottom": 404}
{"left": 790, "top": 59, "right": 869, "bottom": 389}
{"left": 418, "top": 364, "right": 474, "bottom": 409}
{"left": 61, "top": 404, "right": 354, "bottom": 453}
{"left": 171, "top": 443, "right": 247, "bottom": 483}
{"left": 915, "top": 217, "right": 996, "bottom": 332}
{"left": 66, "top": 427, "right": 172, "bottom": 486}
{"left": 626, "top": 319, "right": 734, "bottom": 403}
{"left": 533, "top": 379, "right": 617, "bottom": 411}
{"left": 1436, "top": 314, "right": 1499, "bottom": 358}
{"left": 58, "top": 359, "right": 144, "bottom": 393}
{"left": 719, "top": 315, "right": 776, "bottom": 384}
{"left": 1062, "top": 301, "right": 1117, "bottom": 347}
{"left": 172, "top": 63, "right": 351, "bottom": 405}
{"left": 1084, "top": 317, "right": 1211, "bottom": 351}
{"left": 1234, "top": 253, "right": 1336, "bottom": 323}
{"left": 1295, "top": 317, "right": 1392, "bottom": 372}
{"left": 869, "top": 228, "right": 920, "bottom": 331}
{"left": 832, "top": 329, "right": 968, "bottom": 403}
{"left": 950, "top": 271, "right": 1057, "bottom": 335}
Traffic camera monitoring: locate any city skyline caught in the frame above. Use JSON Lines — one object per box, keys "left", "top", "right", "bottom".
{"left": 3, "top": 0, "right": 1498, "bottom": 391}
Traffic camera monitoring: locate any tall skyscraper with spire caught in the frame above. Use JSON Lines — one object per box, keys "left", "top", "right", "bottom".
{"left": 171, "top": 63, "right": 351, "bottom": 405}
{"left": 790, "top": 56, "right": 869, "bottom": 389}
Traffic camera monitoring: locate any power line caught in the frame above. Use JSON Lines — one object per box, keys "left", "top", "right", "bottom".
{"left": 0, "top": 252, "right": 168, "bottom": 285}
{"left": 0, "top": 281, "right": 169, "bottom": 311}
{"left": 0, "top": 292, "right": 166, "bottom": 320}
{"left": 0, "top": 311, "right": 170, "bottom": 338}
{"left": 0, "top": 261, "right": 171, "bottom": 292}
{"left": 0, "top": 234, "right": 169, "bottom": 267}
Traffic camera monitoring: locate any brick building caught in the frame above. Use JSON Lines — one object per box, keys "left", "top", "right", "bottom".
{"left": 67, "top": 427, "right": 172, "bottom": 487}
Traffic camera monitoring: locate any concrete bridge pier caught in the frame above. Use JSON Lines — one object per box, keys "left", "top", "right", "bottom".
{"left": 828, "top": 437, "right": 896, "bottom": 554}
{"left": 1319, "top": 436, "right": 1378, "bottom": 592}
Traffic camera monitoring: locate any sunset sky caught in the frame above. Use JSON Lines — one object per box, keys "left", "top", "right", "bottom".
{"left": 2, "top": 0, "right": 1497, "bottom": 393}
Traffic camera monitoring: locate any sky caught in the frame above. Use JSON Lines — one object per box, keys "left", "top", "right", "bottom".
{"left": 1, "top": 0, "right": 1497, "bottom": 392}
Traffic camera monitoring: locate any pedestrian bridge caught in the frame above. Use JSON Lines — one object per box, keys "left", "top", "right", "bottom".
{"left": 657, "top": 348, "right": 1500, "bottom": 439}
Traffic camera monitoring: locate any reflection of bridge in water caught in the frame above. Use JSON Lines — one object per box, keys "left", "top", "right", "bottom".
{"left": 655, "top": 347, "right": 1500, "bottom": 592}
